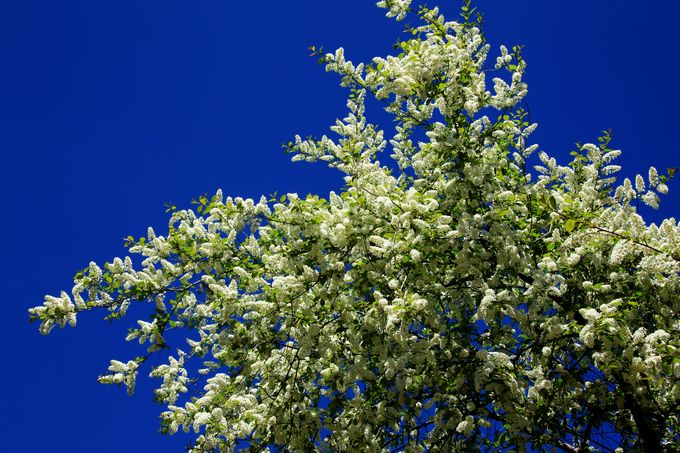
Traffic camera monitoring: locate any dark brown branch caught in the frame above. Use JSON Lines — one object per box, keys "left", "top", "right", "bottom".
{"left": 624, "top": 394, "right": 662, "bottom": 453}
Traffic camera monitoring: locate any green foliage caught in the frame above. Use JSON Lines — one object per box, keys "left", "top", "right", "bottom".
{"left": 29, "top": 1, "right": 679, "bottom": 451}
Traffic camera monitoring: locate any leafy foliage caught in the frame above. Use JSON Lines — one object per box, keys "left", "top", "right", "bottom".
{"left": 30, "top": 1, "right": 679, "bottom": 451}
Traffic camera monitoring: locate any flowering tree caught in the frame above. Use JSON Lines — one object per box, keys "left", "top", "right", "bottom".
{"left": 30, "top": 1, "right": 679, "bottom": 451}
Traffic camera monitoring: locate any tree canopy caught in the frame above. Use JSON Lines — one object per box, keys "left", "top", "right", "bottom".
{"left": 30, "top": 1, "right": 679, "bottom": 451}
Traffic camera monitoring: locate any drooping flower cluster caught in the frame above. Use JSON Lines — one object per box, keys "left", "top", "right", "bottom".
{"left": 30, "top": 1, "right": 679, "bottom": 451}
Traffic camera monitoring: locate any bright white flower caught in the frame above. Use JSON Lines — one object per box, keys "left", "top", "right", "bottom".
{"left": 456, "top": 415, "right": 475, "bottom": 436}
{"left": 641, "top": 191, "right": 660, "bottom": 209}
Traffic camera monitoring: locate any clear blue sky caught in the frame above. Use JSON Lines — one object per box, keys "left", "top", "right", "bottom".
{"left": 1, "top": 1, "right": 678, "bottom": 451}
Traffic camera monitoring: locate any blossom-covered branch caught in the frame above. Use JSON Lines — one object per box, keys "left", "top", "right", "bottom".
{"left": 30, "top": 1, "right": 679, "bottom": 451}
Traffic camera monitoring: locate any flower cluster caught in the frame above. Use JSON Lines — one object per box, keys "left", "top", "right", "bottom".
{"left": 30, "top": 1, "right": 679, "bottom": 451}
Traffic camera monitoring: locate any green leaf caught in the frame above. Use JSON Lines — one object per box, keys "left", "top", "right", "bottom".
{"left": 565, "top": 218, "right": 576, "bottom": 233}
{"left": 547, "top": 195, "right": 556, "bottom": 210}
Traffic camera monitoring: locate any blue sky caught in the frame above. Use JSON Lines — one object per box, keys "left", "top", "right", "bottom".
{"left": 1, "top": 1, "right": 678, "bottom": 451}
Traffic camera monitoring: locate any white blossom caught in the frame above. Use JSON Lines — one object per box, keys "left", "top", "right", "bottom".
{"left": 28, "top": 2, "right": 679, "bottom": 451}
